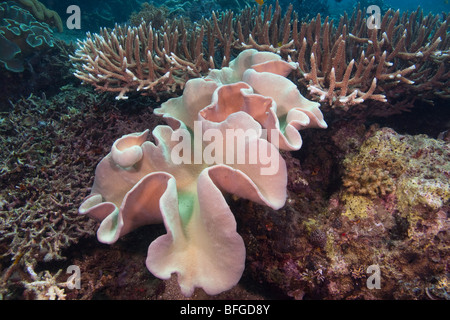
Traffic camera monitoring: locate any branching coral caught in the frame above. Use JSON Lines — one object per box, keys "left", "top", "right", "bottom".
{"left": 70, "top": 20, "right": 215, "bottom": 100}
{"left": 228, "top": 2, "right": 449, "bottom": 110}
{"left": 78, "top": 49, "right": 327, "bottom": 296}
{"left": 72, "top": 2, "right": 449, "bottom": 112}
{"left": 0, "top": 87, "right": 119, "bottom": 290}
{"left": 22, "top": 264, "right": 71, "bottom": 300}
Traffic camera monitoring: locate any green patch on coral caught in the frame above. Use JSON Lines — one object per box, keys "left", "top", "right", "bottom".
{"left": 178, "top": 191, "right": 197, "bottom": 228}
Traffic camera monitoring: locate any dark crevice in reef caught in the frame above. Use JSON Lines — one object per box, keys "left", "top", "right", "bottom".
{"left": 367, "top": 99, "right": 450, "bottom": 139}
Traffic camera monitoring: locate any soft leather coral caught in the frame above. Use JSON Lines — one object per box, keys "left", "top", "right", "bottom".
{"left": 79, "top": 49, "right": 327, "bottom": 296}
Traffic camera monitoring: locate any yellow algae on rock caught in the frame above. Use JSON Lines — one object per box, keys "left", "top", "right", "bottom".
{"left": 341, "top": 193, "right": 372, "bottom": 220}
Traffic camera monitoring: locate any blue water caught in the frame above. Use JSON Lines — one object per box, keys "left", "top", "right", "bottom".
{"left": 39, "top": 0, "right": 449, "bottom": 33}
{"left": 387, "top": 0, "right": 448, "bottom": 13}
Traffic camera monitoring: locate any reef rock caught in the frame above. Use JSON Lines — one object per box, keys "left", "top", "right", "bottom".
{"left": 239, "top": 127, "right": 449, "bottom": 300}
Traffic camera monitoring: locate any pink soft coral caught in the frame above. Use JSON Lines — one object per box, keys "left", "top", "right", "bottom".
{"left": 79, "top": 49, "right": 327, "bottom": 296}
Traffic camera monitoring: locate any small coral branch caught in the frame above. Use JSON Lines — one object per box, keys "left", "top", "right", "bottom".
{"left": 22, "top": 264, "right": 70, "bottom": 300}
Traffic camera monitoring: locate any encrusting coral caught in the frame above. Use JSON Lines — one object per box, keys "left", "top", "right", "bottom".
{"left": 78, "top": 49, "right": 327, "bottom": 296}
{"left": 342, "top": 128, "right": 450, "bottom": 209}
{"left": 236, "top": 125, "right": 449, "bottom": 300}
{"left": 342, "top": 131, "right": 407, "bottom": 198}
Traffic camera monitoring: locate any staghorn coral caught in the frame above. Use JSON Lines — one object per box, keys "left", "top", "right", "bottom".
{"left": 78, "top": 49, "right": 326, "bottom": 296}
{"left": 0, "top": 1, "right": 54, "bottom": 72}
{"left": 212, "top": 2, "right": 449, "bottom": 111}
{"left": 72, "top": 2, "right": 449, "bottom": 113}
{"left": 21, "top": 264, "right": 70, "bottom": 300}
{"left": 229, "top": 2, "right": 449, "bottom": 110}
{"left": 70, "top": 19, "right": 217, "bottom": 100}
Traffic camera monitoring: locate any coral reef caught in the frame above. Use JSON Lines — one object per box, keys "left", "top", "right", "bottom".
{"left": 155, "top": 0, "right": 250, "bottom": 22}
{"left": 0, "top": 38, "right": 76, "bottom": 111}
{"left": 0, "top": 83, "right": 165, "bottom": 299}
{"left": 1, "top": 69, "right": 447, "bottom": 302}
{"left": 238, "top": 125, "right": 449, "bottom": 299}
{"left": 0, "top": 89, "right": 97, "bottom": 277}
{"left": 129, "top": 3, "right": 174, "bottom": 29}
{"left": 1, "top": 0, "right": 448, "bottom": 302}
